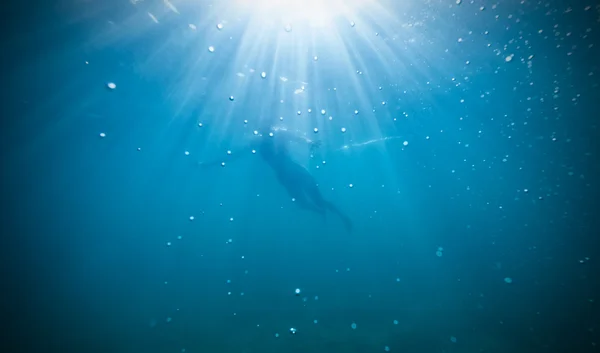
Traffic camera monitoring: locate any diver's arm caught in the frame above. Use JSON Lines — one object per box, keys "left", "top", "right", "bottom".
{"left": 274, "top": 127, "right": 320, "bottom": 148}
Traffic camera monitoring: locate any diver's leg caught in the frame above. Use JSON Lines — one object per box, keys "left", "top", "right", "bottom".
{"left": 321, "top": 199, "right": 353, "bottom": 233}
{"left": 276, "top": 173, "right": 325, "bottom": 215}
{"left": 294, "top": 166, "right": 354, "bottom": 233}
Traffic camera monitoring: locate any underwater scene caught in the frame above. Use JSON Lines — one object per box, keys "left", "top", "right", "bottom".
{"left": 2, "top": 0, "right": 599, "bottom": 353}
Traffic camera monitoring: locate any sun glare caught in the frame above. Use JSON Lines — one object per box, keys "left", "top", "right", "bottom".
{"left": 113, "top": 0, "right": 417, "bottom": 149}
{"left": 235, "top": 0, "right": 366, "bottom": 27}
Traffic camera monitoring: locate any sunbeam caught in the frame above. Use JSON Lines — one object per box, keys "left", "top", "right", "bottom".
{"left": 99, "top": 0, "right": 421, "bottom": 156}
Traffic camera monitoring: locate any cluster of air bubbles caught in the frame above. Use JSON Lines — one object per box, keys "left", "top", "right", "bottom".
{"left": 579, "top": 257, "right": 591, "bottom": 264}
{"left": 436, "top": 246, "right": 444, "bottom": 257}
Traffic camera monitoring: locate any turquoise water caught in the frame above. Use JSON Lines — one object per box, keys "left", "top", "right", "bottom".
{"left": 2, "top": 1, "right": 599, "bottom": 353}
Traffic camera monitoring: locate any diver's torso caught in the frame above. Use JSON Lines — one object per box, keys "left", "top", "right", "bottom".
{"left": 258, "top": 136, "right": 298, "bottom": 174}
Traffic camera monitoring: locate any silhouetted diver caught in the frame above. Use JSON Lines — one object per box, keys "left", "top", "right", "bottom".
{"left": 199, "top": 124, "right": 353, "bottom": 233}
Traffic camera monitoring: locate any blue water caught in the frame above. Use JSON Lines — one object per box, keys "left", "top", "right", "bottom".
{"left": 2, "top": 1, "right": 599, "bottom": 353}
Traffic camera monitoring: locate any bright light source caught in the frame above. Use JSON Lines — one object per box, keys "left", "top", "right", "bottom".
{"left": 235, "top": 0, "right": 356, "bottom": 27}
